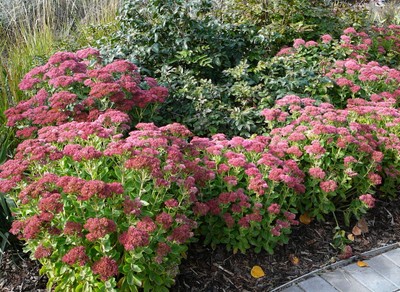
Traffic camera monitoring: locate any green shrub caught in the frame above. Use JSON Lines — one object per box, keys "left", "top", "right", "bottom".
{"left": 100, "top": 0, "right": 371, "bottom": 138}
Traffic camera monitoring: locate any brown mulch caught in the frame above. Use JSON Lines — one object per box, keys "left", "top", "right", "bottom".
{"left": 1, "top": 198, "right": 399, "bottom": 292}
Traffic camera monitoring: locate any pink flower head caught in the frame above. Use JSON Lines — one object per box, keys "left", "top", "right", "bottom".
{"left": 64, "top": 221, "right": 83, "bottom": 236}
{"left": 167, "top": 224, "right": 194, "bottom": 243}
{"left": 164, "top": 198, "right": 179, "bottom": 208}
{"left": 62, "top": 246, "right": 89, "bottom": 266}
{"left": 38, "top": 193, "right": 63, "bottom": 213}
{"left": 267, "top": 203, "right": 281, "bottom": 215}
{"left": 304, "top": 140, "right": 326, "bottom": 157}
{"left": 359, "top": 194, "right": 375, "bottom": 208}
{"left": 91, "top": 257, "right": 119, "bottom": 281}
{"left": 343, "top": 27, "right": 357, "bottom": 34}
{"left": 84, "top": 217, "right": 116, "bottom": 241}
{"left": 308, "top": 167, "right": 326, "bottom": 179}
{"left": 305, "top": 41, "right": 318, "bottom": 47}
{"left": 119, "top": 227, "right": 149, "bottom": 250}
{"left": 368, "top": 173, "right": 382, "bottom": 185}
{"left": 344, "top": 156, "right": 358, "bottom": 166}
{"left": 193, "top": 202, "right": 210, "bottom": 216}
{"left": 155, "top": 242, "right": 172, "bottom": 264}
{"left": 223, "top": 175, "right": 238, "bottom": 186}
{"left": 321, "top": 34, "right": 333, "bottom": 43}
{"left": 76, "top": 47, "right": 100, "bottom": 59}
{"left": 156, "top": 212, "right": 174, "bottom": 229}
{"left": 123, "top": 197, "right": 142, "bottom": 216}
{"left": 79, "top": 180, "right": 106, "bottom": 201}
{"left": 372, "top": 151, "right": 384, "bottom": 162}
{"left": 34, "top": 244, "right": 52, "bottom": 259}
{"left": 320, "top": 180, "right": 338, "bottom": 193}
{"left": 137, "top": 217, "right": 157, "bottom": 233}
{"left": 293, "top": 38, "right": 306, "bottom": 48}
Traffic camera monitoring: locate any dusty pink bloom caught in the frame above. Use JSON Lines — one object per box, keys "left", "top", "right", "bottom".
{"left": 308, "top": 167, "right": 326, "bottom": 179}
{"left": 79, "top": 180, "right": 106, "bottom": 200}
{"left": 193, "top": 202, "right": 210, "bottom": 216}
{"left": 156, "top": 212, "right": 174, "bottom": 229}
{"left": 38, "top": 193, "right": 63, "bottom": 213}
{"left": 368, "top": 173, "right": 382, "bottom": 185}
{"left": 62, "top": 246, "right": 89, "bottom": 266}
{"left": 119, "top": 227, "right": 149, "bottom": 250}
{"left": 34, "top": 245, "right": 52, "bottom": 259}
{"left": 84, "top": 218, "right": 116, "bottom": 241}
{"left": 137, "top": 217, "right": 157, "bottom": 233}
{"left": 167, "top": 224, "right": 194, "bottom": 243}
{"left": 304, "top": 140, "right": 326, "bottom": 156}
{"left": 91, "top": 257, "right": 119, "bottom": 281}
{"left": 293, "top": 38, "right": 306, "bottom": 48}
{"left": 372, "top": 151, "right": 384, "bottom": 162}
{"left": 276, "top": 47, "right": 294, "bottom": 56}
{"left": 223, "top": 175, "right": 238, "bottom": 186}
{"left": 343, "top": 27, "right": 357, "bottom": 34}
{"left": 154, "top": 242, "right": 172, "bottom": 264}
{"left": 267, "top": 203, "right": 281, "bottom": 215}
{"left": 359, "top": 194, "right": 375, "bottom": 208}
{"left": 271, "top": 226, "right": 281, "bottom": 237}
{"left": 164, "top": 199, "right": 179, "bottom": 208}
{"left": 305, "top": 41, "right": 318, "bottom": 47}
{"left": 76, "top": 47, "right": 100, "bottom": 59}
{"left": 320, "top": 180, "right": 338, "bottom": 192}
{"left": 64, "top": 221, "right": 83, "bottom": 236}
{"left": 321, "top": 34, "right": 333, "bottom": 43}
{"left": 223, "top": 213, "right": 235, "bottom": 228}
{"left": 344, "top": 156, "right": 358, "bottom": 166}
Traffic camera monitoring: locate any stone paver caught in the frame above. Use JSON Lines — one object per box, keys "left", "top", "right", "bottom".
{"left": 367, "top": 254, "right": 400, "bottom": 287}
{"left": 297, "top": 276, "right": 338, "bottom": 292}
{"left": 272, "top": 245, "right": 400, "bottom": 292}
{"left": 320, "top": 268, "right": 371, "bottom": 292}
{"left": 280, "top": 284, "right": 304, "bottom": 292}
{"left": 383, "top": 248, "right": 400, "bottom": 266}
{"left": 342, "top": 261, "right": 398, "bottom": 292}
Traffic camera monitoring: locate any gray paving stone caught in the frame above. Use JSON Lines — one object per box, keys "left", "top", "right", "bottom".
{"left": 280, "top": 284, "right": 305, "bottom": 292}
{"left": 297, "top": 276, "right": 338, "bottom": 292}
{"left": 343, "top": 262, "right": 398, "bottom": 292}
{"left": 383, "top": 248, "right": 400, "bottom": 267}
{"left": 368, "top": 254, "right": 400, "bottom": 288}
{"left": 321, "top": 268, "right": 372, "bottom": 292}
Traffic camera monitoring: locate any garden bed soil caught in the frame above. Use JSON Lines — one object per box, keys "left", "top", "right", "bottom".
{"left": 1, "top": 197, "right": 399, "bottom": 292}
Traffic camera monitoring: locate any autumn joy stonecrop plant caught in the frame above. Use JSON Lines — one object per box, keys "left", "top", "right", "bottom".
{"left": 1, "top": 120, "right": 208, "bottom": 291}
{"left": 4, "top": 48, "right": 168, "bottom": 140}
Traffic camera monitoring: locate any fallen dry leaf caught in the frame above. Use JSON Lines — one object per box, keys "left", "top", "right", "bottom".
{"left": 347, "top": 233, "right": 355, "bottom": 241}
{"left": 289, "top": 255, "right": 300, "bottom": 265}
{"left": 352, "top": 225, "right": 362, "bottom": 236}
{"left": 352, "top": 217, "right": 369, "bottom": 236}
{"left": 299, "top": 213, "right": 312, "bottom": 225}
{"left": 357, "top": 260, "right": 369, "bottom": 267}
{"left": 250, "top": 265, "right": 265, "bottom": 278}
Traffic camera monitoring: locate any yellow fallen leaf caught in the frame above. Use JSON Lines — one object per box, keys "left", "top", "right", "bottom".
{"left": 347, "top": 233, "right": 355, "bottom": 241}
{"left": 250, "top": 265, "right": 265, "bottom": 278}
{"left": 357, "top": 260, "right": 369, "bottom": 267}
{"left": 299, "top": 213, "right": 312, "bottom": 225}
{"left": 289, "top": 255, "right": 300, "bottom": 265}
